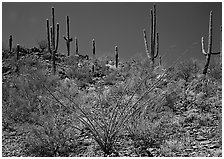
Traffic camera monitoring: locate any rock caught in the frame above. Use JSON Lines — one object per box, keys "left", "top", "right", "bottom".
{"left": 209, "top": 144, "right": 220, "bottom": 149}
{"left": 196, "top": 136, "right": 207, "bottom": 141}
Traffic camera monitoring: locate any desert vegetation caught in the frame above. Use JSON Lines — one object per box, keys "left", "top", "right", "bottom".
{"left": 2, "top": 4, "right": 222, "bottom": 157}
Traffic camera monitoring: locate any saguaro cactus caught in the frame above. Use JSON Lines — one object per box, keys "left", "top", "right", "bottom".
{"left": 92, "top": 39, "right": 96, "bottom": 73}
{"left": 115, "top": 46, "right": 119, "bottom": 68}
{"left": 46, "top": 7, "right": 60, "bottom": 74}
{"left": 75, "top": 37, "right": 78, "bottom": 55}
{"left": 92, "top": 39, "right": 96, "bottom": 59}
{"left": 143, "top": 4, "right": 159, "bottom": 68}
{"left": 9, "top": 35, "right": 13, "bottom": 52}
{"left": 201, "top": 11, "right": 221, "bottom": 75}
{"left": 16, "top": 44, "right": 20, "bottom": 60}
{"left": 64, "top": 16, "right": 73, "bottom": 56}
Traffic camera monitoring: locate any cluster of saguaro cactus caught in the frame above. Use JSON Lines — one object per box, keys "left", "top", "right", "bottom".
{"left": 64, "top": 16, "right": 73, "bottom": 56}
{"left": 143, "top": 4, "right": 159, "bottom": 68}
{"left": 115, "top": 46, "right": 119, "bottom": 68}
{"left": 9, "top": 35, "right": 13, "bottom": 52}
{"left": 201, "top": 11, "right": 221, "bottom": 75}
{"left": 46, "top": 7, "right": 60, "bottom": 74}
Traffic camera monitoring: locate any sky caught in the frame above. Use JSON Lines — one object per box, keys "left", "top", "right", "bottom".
{"left": 2, "top": 2, "right": 222, "bottom": 66}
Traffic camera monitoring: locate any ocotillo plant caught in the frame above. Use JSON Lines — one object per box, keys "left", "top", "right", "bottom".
{"left": 201, "top": 11, "right": 221, "bottom": 75}
{"left": 115, "top": 46, "right": 119, "bottom": 68}
{"left": 75, "top": 37, "right": 78, "bottom": 55}
{"left": 46, "top": 8, "right": 60, "bottom": 75}
{"left": 64, "top": 16, "right": 73, "bottom": 56}
{"left": 9, "top": 35, "right": 13, "bottom": 52}
{"left": 143, "top": 4, "right": 159, "bottom": 68}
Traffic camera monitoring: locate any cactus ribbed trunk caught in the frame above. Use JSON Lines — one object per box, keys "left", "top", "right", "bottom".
{"left": 9, "top": 35, "right": 12, "bottom": 52}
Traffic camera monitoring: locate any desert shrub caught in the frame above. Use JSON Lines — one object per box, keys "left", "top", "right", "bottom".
{"left": 2, "top": 62, "right": 60, "bottom": 125}
{"left": 37, "top": 63, "right": 169, "bottom": 156}
{"left": 26, "top": 96, "right": 79, "bottom": 157}
{"left": 174, "top": 59, "right": 201, "bottom": 82}
{"left": 207, "top": 57, "right": 222, "bottom": 82}
{"left": 37, "top": 39, "right": 48, "bottom": 52}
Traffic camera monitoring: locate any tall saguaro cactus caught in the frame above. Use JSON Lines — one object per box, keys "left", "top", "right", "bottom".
{"left": 64, "top": 16, "right": 73, "bottom": 56}
{"left": 46, "top": 7, "right": 60, "bottom": 75}
{"left": 143, "top": 4, "right": 159, "bottom": 68}
{"left": 92, "top": 39, "right": 96, "bottom": 73}
{"left": 115, "top": 46, "right": 119, "bottom": 68}
{"left": 92, "top": 39, "right": 96, "bottom": 59}
{"left": 201, "top": 11, "right": 221, "bottom": 75}
{"left": 75, "top": 37, "right": 78, "bottom": 55}
{"left": 9, "top": 35, "right": 13, "bottom": 52}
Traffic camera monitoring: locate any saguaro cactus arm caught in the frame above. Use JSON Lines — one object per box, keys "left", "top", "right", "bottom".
{"left": 143, "top": 29, "right": 150, "bottom": 59}
{"left": 154, "top": 32, "right": 159, "bottom": 59}
{"left": 52, "top": 7, "right": 55, "bottom": 50}
{"left": 55, "top": 23, "right": 59, "bottom": 51}
{"left": 46, "top": 19, "right": 51, "bottom": 53}
{"left": 201, "top": 37, "right": 207, "bottom": 55}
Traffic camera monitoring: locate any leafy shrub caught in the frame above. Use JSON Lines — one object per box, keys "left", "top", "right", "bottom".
{"left": 37, "top": 39, "right": 48, "bottom": 52}
{"left": 26, "top": 97, "right": 78, "bottom": 157}
{"left": 174, "top": 59, "right": 201, "bottom": 82}
{"left": 38, "top": 63, "right": 169, "bottom": 156}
